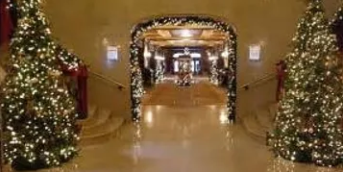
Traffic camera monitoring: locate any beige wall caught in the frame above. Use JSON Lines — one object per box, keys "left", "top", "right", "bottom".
{"left": 0, "top": 47, "right": 8, "bottom": 85}
{"left": 43, "top": 0, "right": 341, "bottom": 118}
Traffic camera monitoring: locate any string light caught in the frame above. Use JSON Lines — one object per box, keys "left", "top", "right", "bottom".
{"left": 130, "top": 16, "right": 238, "bottom": 121}
{"left": 1, "top": 0, "right": 82, "bottom": 170}
{"left": 209, "top": 54, "right": 219, "bottom": 85}
{"left": 269, "top": 0, "right": 343, "bottom": 167}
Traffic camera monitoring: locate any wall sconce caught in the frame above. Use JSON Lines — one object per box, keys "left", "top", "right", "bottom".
{"left": 107, "top": 45, "right": 120, "bottom": 61}
{"left": 249, "top": 45, "right": 261, "bottom": 61}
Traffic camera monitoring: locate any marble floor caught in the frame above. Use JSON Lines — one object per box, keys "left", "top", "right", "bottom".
{"left": 142, "top": 80, "right": 227, "bottom": 106}
{"left": 12, "top": 81, "right": 343, "bottom": 172}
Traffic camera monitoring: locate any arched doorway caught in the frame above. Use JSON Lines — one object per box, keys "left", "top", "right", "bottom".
{"left": 130, "top": 16, "right": 237, "bottom": 122}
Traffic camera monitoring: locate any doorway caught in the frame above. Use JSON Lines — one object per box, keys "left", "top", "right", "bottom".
{"left": 130, "top": 16, "right": 237, "bottom": 122}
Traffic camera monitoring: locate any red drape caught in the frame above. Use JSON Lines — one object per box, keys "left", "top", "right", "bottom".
{"left": 77, "top": 66, "right": 88, "bottom": 120}
{"left": 0, "top": 0, "right": 13, "bottom": 47}
{"left": 276, "top": 60, "right": 286, "bottom": 102}
{"left": 61, "top": 65, "right": 88, "bottom": 119}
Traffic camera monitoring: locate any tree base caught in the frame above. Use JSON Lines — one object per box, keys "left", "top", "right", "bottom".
{"left": 276, "top": 150, "right": 342, "bottom": 167}
{"left": 11, "top": 153, "right": 77, "bottom": 171}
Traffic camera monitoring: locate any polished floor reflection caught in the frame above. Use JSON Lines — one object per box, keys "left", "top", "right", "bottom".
{"left": 21, "top": 81, "right": 343, "bottom": 172}
{"left": 142, "top": 80, "right": 227, "bottom": 106}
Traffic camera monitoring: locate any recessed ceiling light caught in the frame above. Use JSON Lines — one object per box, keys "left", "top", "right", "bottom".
{"left": 180, "top": 29, "right": 193, "bottom": 38}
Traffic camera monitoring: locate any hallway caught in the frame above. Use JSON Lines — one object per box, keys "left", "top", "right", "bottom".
{"left": 142, "top": 80, "right": 227, "bottom": 106}
{"left": 31, "top": 82, "right": 341, "bottom": 172}
{"left": 2, "top": 0, "right": 343, "bottom": 171}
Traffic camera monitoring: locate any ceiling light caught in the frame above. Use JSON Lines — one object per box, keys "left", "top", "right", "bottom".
{"left": 180, "top": 29, "right": 193, "bottom": 38}
{"left": 173, "top": 53, "right": 183, "bottom": 58}
{"left": 191, "top": 53, "right": 201, "bottom": 58}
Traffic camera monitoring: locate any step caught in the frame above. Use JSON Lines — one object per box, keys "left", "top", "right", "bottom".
{"left": 240, "top": 115, "right": 266, "bottom": 144}
{"left": 241, "top": 102, "right": 279, "bottom": 141}
{"left": 268, "top": 103, "right": 278, "bottom": 121}
{"left": 81, "top": 110, "right": 114, "bottom": 136}
{"left": 88, "top": 105, "right": 97, "bottom": 118}
{"left": 82, "top": 109, "right": 111, "bottom": 130}
{"left": 80, "top": 117, "right": 125, "bottom": 147}
{"left": 242, "top": 113, "right": 267, "bottom": 138}
{"left": 80, "top": 106, "right": 99, "bottom": 126}
{"left": 255, "top": 108, "right": 273, "bottom": 131}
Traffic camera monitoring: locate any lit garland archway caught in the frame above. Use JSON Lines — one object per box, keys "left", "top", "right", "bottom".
{"left": 130, "top": 16, "right": 237, "bottom": 122}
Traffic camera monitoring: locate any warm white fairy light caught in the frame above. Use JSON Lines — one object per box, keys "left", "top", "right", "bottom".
{"left": 1, "top": 0, "right": 81, "bottom": 170}
{"left": 270, "top": 0, "right": 343, "bottom": 167}
{"left": 130, "top": 17, "right": 238, "bottom": 121}
{"left": 210, "top": 57, "right": 219, "bottom": 85}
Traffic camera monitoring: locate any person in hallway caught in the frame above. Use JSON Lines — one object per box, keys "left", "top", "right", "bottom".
{"left": 142, "top": 67, "right": 153, "bottom": 87}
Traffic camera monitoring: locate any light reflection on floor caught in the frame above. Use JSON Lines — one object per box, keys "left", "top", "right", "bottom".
{"left": 18, "top": 82, "right": 343, "bottom": 172}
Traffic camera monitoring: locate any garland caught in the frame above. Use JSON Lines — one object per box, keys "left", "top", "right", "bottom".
{"left": 130, "top": 16, "right": 237, "bottom": 122}
{"left": 210, "top": 60, "right": 219, "bottom": 85}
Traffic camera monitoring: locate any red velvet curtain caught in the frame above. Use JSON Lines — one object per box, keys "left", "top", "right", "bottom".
{"left": 276, "top": 60, "right": 286, "bottom": 102}
{"left": 61, "top": 65, "right": 88, "bottom": 119}
{"left": 77, "top": 66, "right": 88, "bottom": 120}
{"left": 0, "top": 0, "right": 13, "bottom": 47}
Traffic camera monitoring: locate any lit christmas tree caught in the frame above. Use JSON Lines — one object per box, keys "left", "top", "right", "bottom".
{"left": 1, "top": 0, "right": 81, "bottom": 170}
{"left": 271, "top": 0, "right": 343, "bottom": 167}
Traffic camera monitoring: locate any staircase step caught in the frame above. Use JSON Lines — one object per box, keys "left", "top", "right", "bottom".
{"left": 88, "top": 105, "right": 97, "bottom": 118}
{"left": 242, "top": 114, "right": 267, "bottom": 139}
{"left": 80, "top": 117, "right": 125, "bottom": 147}
{"left": 82, "top": 111, "right": 114, "bottom": 136}
{"left": 80, "top": 106, "right": 99, "bottom": 126}
{"left": 268, "top": 103, "right": 278, "bottom": 121}
{"left": 82, "top": 109, "right": 111, "bottom": 130}
{"left": 256, "top": 108, "right": 273, "bottom": 131}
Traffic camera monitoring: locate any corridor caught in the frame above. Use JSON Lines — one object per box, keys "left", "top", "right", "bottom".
{"left": 142, "top": 80, "right": 227, "bottom": 106}
{"left": 33, "top": 82, "right": 341, "bottom": 172}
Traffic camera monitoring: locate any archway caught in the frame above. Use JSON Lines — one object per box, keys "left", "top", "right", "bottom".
{"left": 130, "top": 16, "right": 237, "bottom": 122}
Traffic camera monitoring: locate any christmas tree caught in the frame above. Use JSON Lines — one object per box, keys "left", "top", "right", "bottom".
{"left": 1, "top": 0, "right": 81, "bottom": 170}
{"left": 271, "top": 0, "right": 343, "bottom": 166}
